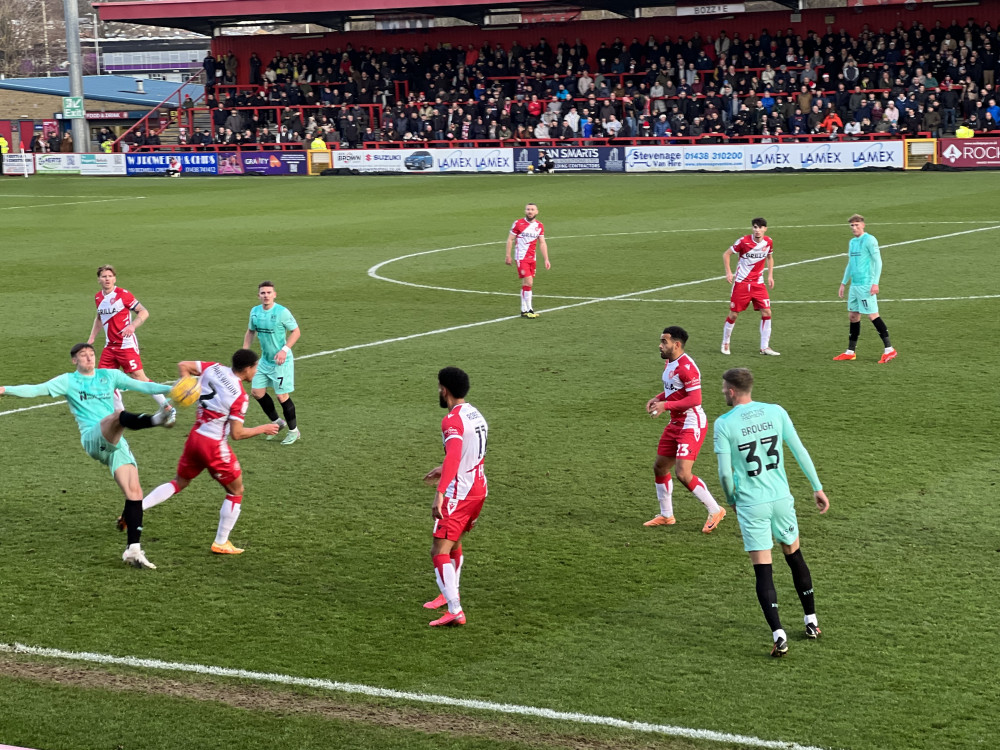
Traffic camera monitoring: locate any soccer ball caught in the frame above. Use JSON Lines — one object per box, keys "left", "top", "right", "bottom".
{"left": 170, "top": 376, "right": 201, "bottom": 407}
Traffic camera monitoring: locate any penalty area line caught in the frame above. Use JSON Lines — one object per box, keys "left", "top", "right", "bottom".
{"left": 0, "top": 642, "right": 829, "bottom": 750}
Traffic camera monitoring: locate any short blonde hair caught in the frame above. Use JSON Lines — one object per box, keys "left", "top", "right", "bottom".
{"left": 96, "top": 264, "right": 116, "bottom": 277}
{"left": 848, "top": 214, "right": 865, "bottom": 224}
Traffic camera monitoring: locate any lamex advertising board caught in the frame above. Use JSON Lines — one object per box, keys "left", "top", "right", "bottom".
{"left": 512, "top": 146, "right": 625, "bottom": 172}
{"left": 1, "top": 154, "right": 35, "bottom": 175}
{"left": 938, "top": 138, "right": 1000, "bottom": 167}
{"left": 433, "top": 148, "right": 514, "bottom": 173}
{"left": 745, "top": 141, "right": 903, "bottom": 171}
{"left": 36, "top": 153, "right": 80, "bottom": 174}
{"left": 126, "top": 153, "right": 219, "bottom": 175}
{"left": 79, "top": 153, "right": 127, "bottom": 176}
{"left": 241, "top": 152, "right": 308, "bottom": 175}
{"left": 625, "top": 146, "right": 685, "bottom": 172}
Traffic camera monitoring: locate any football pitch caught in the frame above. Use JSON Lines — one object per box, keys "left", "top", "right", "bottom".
{"left": 0, "top": 171, "right": 997, "bottom": 750}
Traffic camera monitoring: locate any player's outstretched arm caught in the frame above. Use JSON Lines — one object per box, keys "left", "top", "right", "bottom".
{"left": 230, "top": 419, "right": 279, "bottom": 440}
{"left": 2, "top": 375, "right": 70, "bottom": 399}
{"left": 242, "top": 329, "right": 256, "bottom": 349}
{"left": 110, "top": 370, "right": 172, "bottom": 396}
{"left": 177, "top": 361, "right": 202, "bottom": 378}
{"left": 87, "top": 315, "right": 101, "bottom": 345}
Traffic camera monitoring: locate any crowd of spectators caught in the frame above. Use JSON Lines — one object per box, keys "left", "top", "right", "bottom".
{"left": 156, "top": 16, "right": 1000, "bottom": 149}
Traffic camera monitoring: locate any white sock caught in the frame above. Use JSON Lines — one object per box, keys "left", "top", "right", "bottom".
{"left": 274, "top": 418, "right": 286, "bottom": 428}
{"left": 153, "top": 393, "right": 168, "bottom": 406}
{"left": 142, "top": 481, "right": 177, "bottom": 510}
{"left": 453, "top": 552, "right": 463, "bottom": 587}
{"left": 884, "top": 346, "right": 894, "bottom": 354}
{"left": 520, "top": 288, "right": 528, "bottom": 312}
{"left": 434, "top": 561, "right": 462, "bottom": 614}
{"left": 214, "top": 495, "right": 242, "bottom": 545}
{"left": 805, "top": 614, "right": 818, "bottom": 626}
{"left": 150, "top": 409, "right": 166, "bottom": 425}
{"left": 525, "top": 289, "right": 533, "bottom": 311}
{"left": 845, "top": 349, "right": 855, "bottom": 354}
{"left": 773, "top": 628, "right": 787, "bottom": 643}
{"left": 760, "top": 319, "right": 772, "bottom": 349}
{"left": 655, "top": 477, "right": 674, "bottom": 517}
{"left": 113, "top": 388, "right": 124, "bottom": 411}
{"left": 722, "top": 320, "right": 735, "bottom": 345}
{"left": 688, "top": 477, "right": 722, "bottom": 514}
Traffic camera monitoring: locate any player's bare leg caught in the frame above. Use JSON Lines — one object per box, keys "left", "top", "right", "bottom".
{"left": 130, "top": 368, "right": 169, "bottom": 407}
{"left": 114, "top": 464, "right": 156, "bottom": 570}
{"left": 429, "top": 536, "right": 465, "bottom": 626}
{"left": 645, "top": 454, "right": 677, "bottom": 526}
{"left": 721, "top": 311, "right": 738, "bottom": 355}
{"left": 211, "top": 475, "right": 246, "bottom": 554}
{"left": 674, "top": 458, "right": 726, "bottom": 533}
{"left": 759, "top": 312, "right": 780, "bottom": 356}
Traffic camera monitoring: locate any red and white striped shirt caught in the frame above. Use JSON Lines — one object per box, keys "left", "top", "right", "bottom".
{"left": 729, "top": 235, "right": 773, "bottom": 284}
{"left": 438, "top": 403, "right": 488, "bottom": 501}
{"left": 95, "top": 286, "right": 140, "bottom": 352}
{"left": 661, "top": 353, "right": 707, "bottom": 430}
{"left": 190, "top": 361, "right": 249, "bottom": 441}
{"left": 510, "top": 218, "right": 544, "bottom": 263}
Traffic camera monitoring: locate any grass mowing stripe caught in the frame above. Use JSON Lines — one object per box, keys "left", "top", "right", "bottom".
{"left": 0, "top": 642, "right": 829, "bottom": 750}
{"left": 6, "top": 225, "right": 999, "bottom": 420}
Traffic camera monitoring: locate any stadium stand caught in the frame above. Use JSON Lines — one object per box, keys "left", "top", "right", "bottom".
{"left": 123, "top": 16, "right": 1000, "bottom": 151}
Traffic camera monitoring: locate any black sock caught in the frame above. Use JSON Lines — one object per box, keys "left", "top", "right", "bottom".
{"left": 122, "top": 500, "right": 143, "bottom": 545}
{"left": 871, "top": 317, "right": 891, "bottom": 348}
{"left": 784, "top": 549, "right": 816, "bottom": 617}
{"left": 118, "top": 411, "right": 155, "bottom": 430}
{"left": 280, "top": 397, "right": 297, "bottom": 431}
{"left": 255, "top": 393, "right": 280, "bottom": 421}
{"left": 754, "top": 563, "right": 783, "bottom": 633}
{"left": 848, "top": 321, "right": 861, "bottom": 351}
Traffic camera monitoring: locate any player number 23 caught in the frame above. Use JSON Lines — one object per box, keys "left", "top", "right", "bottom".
{"left": 737, "top": 435, "right": 780, "bottom": 477}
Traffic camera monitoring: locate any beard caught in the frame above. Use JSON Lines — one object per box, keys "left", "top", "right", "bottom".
{"left": 439, "top": 393, "right": 448, "bottom": 409}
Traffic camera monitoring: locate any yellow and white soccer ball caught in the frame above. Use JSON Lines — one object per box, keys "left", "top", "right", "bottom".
{"left": 170, "top": 376, "right": 201, "bottom": 407}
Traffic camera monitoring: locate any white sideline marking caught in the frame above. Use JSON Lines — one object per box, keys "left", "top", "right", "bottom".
{"left": 7, "top": 224, "right": 1000, "bottom": 418}
{"left": 0, "top": 642, "right": 828, "bottom": 750}
{"left": 0, "top": 194, "right": 135, "bottom": 198}
{"left": 0, "top": 401, "right": 67, "bottom": 417}
{"left": 613, "top": 295, "right": 1000, "bottom": 304}
{"left": 370, "top": 224, "right": 1000, "bottom": 299}
{"left": 0, "top": 197, "right": 147, "bottom": 211}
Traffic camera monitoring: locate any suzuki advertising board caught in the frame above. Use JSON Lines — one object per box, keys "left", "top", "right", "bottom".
{"left": 126, "top": 153, "right": 219, "bottom": 175}
{"left": 938, "top": 138, "right": 1000, "bottom": 168}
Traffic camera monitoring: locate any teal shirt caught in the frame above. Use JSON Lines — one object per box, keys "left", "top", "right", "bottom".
{"left": 713, "top": 401, "right": 822, "bottom": 506}
{"left": 842, "top": 232, "right": 882, "bottom": 287}
{"left": 5, "top": 369, "right": 171, "bottom": 435}
{"left": 248, "top": 303, "right": 298, "bottom": 363}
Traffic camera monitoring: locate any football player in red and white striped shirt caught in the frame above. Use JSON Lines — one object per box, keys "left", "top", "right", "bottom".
{"left": 139, "top": 349, "right": 280, "bottom": 555}
{"left": 87, "top": 265, "right": 171, "bottom": 410}
{"left": 721, "top": 218, "right": 780, "bottom": 356}
{"left": 644, "top": 326, "right": 727, "bottom": 533}
{"left": 422, "top": 367, "right": 488, "bottom": 627}
{"left": 505, "top": 203, "right": 551, "bottom": 318}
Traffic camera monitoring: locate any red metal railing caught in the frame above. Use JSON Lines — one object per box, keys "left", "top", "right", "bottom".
{"left": 113, "top": 72, "right": 206, "bottom": 151}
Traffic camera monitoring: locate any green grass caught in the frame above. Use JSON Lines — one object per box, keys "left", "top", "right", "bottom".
{"left": 0, "top": 173, "right": 998, "bottom": 750}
